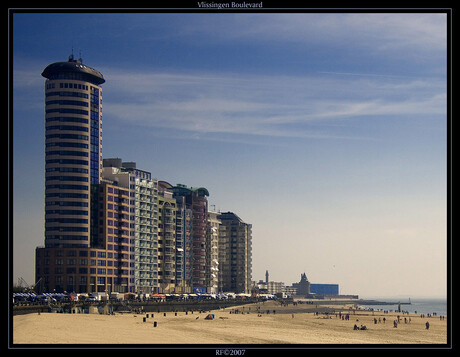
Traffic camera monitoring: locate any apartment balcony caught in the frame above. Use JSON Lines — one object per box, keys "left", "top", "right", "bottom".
{"left": 163, "top": 232, "right": 175, "bottom": 239}
{"left": 161, "top": 240, "right": 173, "bottom": 248}
{"left": 137, "top": 273, "right": 153, "bottom": 279}
{"left": 163, "top": 247, "right": 175, "bottom": 255}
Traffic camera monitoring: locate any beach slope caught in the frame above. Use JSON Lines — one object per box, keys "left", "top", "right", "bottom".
{"left": 12, "top": 301, "right": 447, "bottom": 345}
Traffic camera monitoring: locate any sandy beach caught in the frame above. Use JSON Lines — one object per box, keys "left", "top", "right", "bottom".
{"left": 12, "top": 301, "right": 447, "bottom": 345}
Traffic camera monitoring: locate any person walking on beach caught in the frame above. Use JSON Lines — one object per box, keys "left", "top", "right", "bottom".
{"left": 426, "top": 321, "right": 430, "bottom": 330}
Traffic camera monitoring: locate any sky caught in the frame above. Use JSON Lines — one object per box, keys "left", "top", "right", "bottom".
{"left": 11, "top": 10, "right": 448, "bottom": 298}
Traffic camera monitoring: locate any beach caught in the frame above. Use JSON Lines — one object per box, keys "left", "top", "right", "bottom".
{"left": 12, "top": 301, "right": 447, "bottom": 345}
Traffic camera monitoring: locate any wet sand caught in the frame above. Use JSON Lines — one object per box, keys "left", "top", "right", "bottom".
{"left": 12, "top": 301, "right": 447, "bottom": 345}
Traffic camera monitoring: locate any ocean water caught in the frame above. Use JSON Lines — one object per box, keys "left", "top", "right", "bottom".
{"left": 360, "top": 298, "right": 447, "bottom": 316}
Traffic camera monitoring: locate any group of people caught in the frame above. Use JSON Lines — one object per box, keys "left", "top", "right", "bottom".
{"left": 353, "top": 324, "right": 367, "bottom": 330}
{"left": 346, "top": 311, "right": 440, "bottom": 332}
{"left": 391, "top": 315, "right": 412, "bottom": 327}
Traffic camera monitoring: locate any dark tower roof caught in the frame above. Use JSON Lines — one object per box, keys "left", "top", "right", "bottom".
{"left": 41, "top": 54, "right": 105, "bottom": 85}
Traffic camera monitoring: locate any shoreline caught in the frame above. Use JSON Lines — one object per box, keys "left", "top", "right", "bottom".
{"left": 12, "top": 300, "right": 447, "bottom": 345}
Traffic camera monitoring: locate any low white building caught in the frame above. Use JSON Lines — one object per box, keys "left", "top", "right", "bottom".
{"left": 256, "top": 280, "right": 285, "bottom": 295}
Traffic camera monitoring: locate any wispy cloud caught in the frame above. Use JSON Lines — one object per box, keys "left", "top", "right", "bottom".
{"left": 101, "top": 67, "right": 446, "bottom": 141}
{"left": 12, "top": 57, "right": 446, "bottom": 143}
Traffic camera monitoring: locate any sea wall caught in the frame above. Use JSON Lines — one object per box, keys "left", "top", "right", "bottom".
{"left": 12, "top": 298, "right": 267, "bottom": 315}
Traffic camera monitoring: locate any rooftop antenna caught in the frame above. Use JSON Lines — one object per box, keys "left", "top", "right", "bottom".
{"left": 69, "top": 46, "right": 75, "bottom": 61}
{"left": 78, "top": 49, "right": 83, "bottom": 63}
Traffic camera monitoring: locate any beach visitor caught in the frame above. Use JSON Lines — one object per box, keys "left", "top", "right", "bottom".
{"left": 426, "top": 321, "right": 430, "bottom": 330}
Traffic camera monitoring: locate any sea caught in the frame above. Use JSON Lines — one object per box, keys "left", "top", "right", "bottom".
{"left": 359, "top": 298, "right": 447, "bottom": 316}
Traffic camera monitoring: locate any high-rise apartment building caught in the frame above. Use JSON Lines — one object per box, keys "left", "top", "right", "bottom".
{"left": 102, "top": 159, "right": 159, "bottom": 294}
{"left": 218, "top": 212, "right": 252, "bottom": 294}
{"left": 124, "top": 163, "right": 159, "bottom": 294}
{"left": 174, "top": 194, "right": 192, "bottom": 292}
{"left": 42, "top": 54, "right": 104, "bottom": 249}
{"left": 157, "top": 182, "right": 178, "bottom": 293}
{"left": 36, "top": 56, "right": 112, "bottom": 293}
{"left": 96, "top": 182, "right": 131, "bottom": 293}
{"left": 171, "top": 185, "right": 209, "bottom": 293}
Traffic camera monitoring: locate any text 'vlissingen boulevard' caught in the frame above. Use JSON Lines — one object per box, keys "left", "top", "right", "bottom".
{"left": 197, "top": 2, "right": 263, "bottom": 9}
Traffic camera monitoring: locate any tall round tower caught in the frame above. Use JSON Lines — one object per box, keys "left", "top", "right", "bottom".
{"left": 41, "top": 55, "right": 105, "bottom": 248}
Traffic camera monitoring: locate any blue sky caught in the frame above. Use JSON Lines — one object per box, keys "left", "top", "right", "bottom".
{"left": 12, "top": 11, "right": 448, "bottom": 298}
